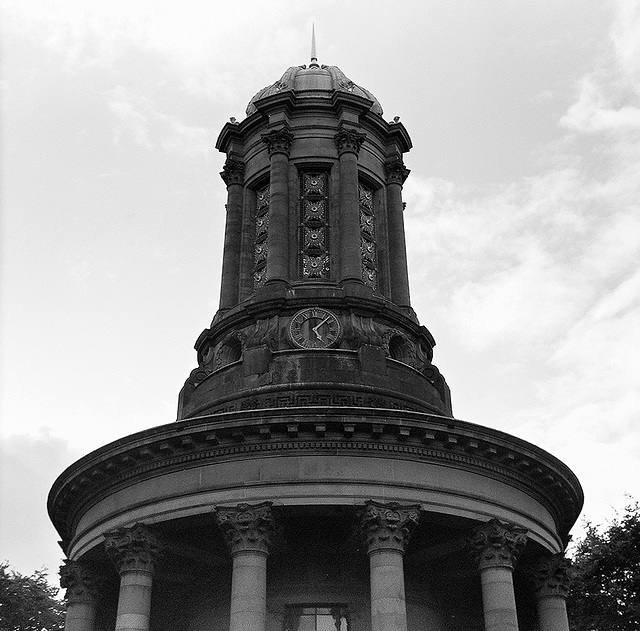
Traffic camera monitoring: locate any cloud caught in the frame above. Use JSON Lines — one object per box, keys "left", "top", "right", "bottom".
{"left": 107, "top": 85, "right": 213, "bottom": 157}
{"left": 0, "top": 431, "right": 84, "bottom": 582}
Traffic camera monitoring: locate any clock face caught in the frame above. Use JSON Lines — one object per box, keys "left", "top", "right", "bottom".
{"left": 289, "top": 308, "right": 341, "bottom": 349}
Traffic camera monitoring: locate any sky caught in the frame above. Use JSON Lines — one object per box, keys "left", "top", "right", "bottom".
{"left": 1, "top": 0, "right": 639, "bottom": 586}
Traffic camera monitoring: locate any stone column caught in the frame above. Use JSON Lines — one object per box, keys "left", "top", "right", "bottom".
{"left": 529, "top": 554, "right": 573, "bottom": 631}
{"left": 385, "top": 159, "right": 411, "bottom": 307}
{"left": 219, "top": 158, "right": 245, "bottom": 309}
{"left": 216, "top": 502, "right": 277, "bottom": 631}
{"left": 360, "top": 500, "right": 420, "bottom": 631}
{"left": 104, "top": 523, "right": 163, "bottom": 631}
{"left": 335, "top": 126, "right": 366, "bottom": 284}
{"left": 59, "top": 560, "right": 102, "bottom": 631}
{"left": 261, "top": 126, "right": 293, "bottom": 285}
{"left": 468, "top": 519, "right": 528, "bottom": 631}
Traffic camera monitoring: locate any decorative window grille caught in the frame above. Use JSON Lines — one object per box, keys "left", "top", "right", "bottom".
{"left": 284, "top": 605, "right": 350, "bottom": 631}
{"left": 300, "top": 172, "right": 330, "bottom": 279}
{"left": 359, "top": 182, "right": 377, "bottom": 289}
{"left": 254, "top": 183, "right": 270, "bottom": 288}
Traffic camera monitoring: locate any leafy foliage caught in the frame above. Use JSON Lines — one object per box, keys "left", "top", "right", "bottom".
{"left": 568, "top": 502, "right": 640, "bottom": 631}
{"left": 0, "top": 562, "right": 65, "bottom": 631}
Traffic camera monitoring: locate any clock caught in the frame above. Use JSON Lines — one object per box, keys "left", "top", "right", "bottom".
{"left": 289, "top": 308, "right": 341, "bottom": 349}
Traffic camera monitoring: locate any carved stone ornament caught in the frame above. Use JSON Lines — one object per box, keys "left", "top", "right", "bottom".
{"left": 527, "top": 553, "right": 574, "bottom": 599}
{"left": 104, "top": 523, "right": 164, "bottom": 575}
{"left": 261, "top": 126, "right": 294, "bottom": 156}
{"left": 360, "top": 500, "right": 420, "bottom": 554}
{"left": 216, "top": 502, "right": 276, "bottom": 555}
{"left": 385, "top": 159, "right": 411, "bottom": 185}
{"left": 59, "top": 559, "right": 102, "bottom": 604}
{"left": 220, "top": 158, "right": 245, "bottom": 186}
{"left": 467, "top": 518, "right": 528, "bottom": 571}
{"left": 334, "top": 127, "right": 366, "bottom": 156}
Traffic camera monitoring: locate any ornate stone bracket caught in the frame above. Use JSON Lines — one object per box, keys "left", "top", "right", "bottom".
{"left": 59, "top": 559, "right": 103, "bottom": 604}
{"left": 360, "top": 500, "right": 420, "bottom": 554}
{"left": 261, "top": 126, "right": 294, "bottom": 157}
{"left": 385, "top": 159, "right": 410, "bottom": 186}
{"left": 467, "top": 518, "right": 528, "bottom": 571}
{"left": 526, "top": 553, "right": 574, "bottom": 598}
{"left": 334, "top": 127, "right": 366, "bottom": 156}
{"left": 220, "top": 158, "right": 245, "bottom": 187}
{"left": 104, "top": 523, "right": 164, "bottom": 575}
{"left": 216, "top": 502, "right": 277, "bottom": 555}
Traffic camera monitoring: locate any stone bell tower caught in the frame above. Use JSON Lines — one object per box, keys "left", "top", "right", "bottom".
{"left": 177, "top": 56, "right": 451, "bottom": 423}
{"left": 50, "top": 47, "right": 583, "bottom": 631}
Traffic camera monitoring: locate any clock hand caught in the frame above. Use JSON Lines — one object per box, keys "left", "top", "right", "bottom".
{"left": 312, "top": 316, "right": 331, "bottom": 341}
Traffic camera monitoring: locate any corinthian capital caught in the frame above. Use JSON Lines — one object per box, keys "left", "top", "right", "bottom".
{"left": 261, "top": 126, "right": 294, "bottom": 157}
{"left": 528, "top": 553, "right": 574, "bottom": 599}
{"left": 467, "top": 519, "right": 528, "bottom": 571}
{"left": 220, "top": 158, "right": 245, "bottom": 186}
{"left": 59, "top": 559, "right": 102, "bottom": 604}
{"left": 360, "top": 500, "right": 420, "bottom": 554}
{"left": 334, "top": 127, "right": 366, "bottom": 156}
{"left": 216, "top": 502, "right": 276, "bottom": 555}
{"left": 385, "top": 159, "right": 410, "bottom": 185}
{"left": 104, "top": 523, "right": 163, "bottom": 575}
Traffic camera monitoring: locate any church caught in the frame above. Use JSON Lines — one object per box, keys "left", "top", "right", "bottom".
{"left": 49, "top": 46, "right": 583, "bottom": 631}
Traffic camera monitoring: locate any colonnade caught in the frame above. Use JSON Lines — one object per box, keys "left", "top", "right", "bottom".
{"left": 60, "top": 502, "right": 573, "bottom": 631}
{"left": 216, "top": 123, "right": 414, "bottom": 309}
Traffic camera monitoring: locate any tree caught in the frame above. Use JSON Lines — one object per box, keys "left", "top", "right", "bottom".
{"left": 0, "top": 562, "right": 65, "bottom": 631}
{"left": 568, "top": 501, "right": 640, "bottom": 631}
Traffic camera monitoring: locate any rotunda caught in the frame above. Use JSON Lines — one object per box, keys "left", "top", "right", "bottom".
{"left": 49, "top": 52, "right": 583, "bottom": 631}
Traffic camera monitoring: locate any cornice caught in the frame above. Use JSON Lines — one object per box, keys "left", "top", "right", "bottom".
{"left": 48, "top": 407, "right": 583, "bottom": 552}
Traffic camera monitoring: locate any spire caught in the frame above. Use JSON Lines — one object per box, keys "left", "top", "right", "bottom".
{"left": 310, "top": 23, "right": 319, "bottom": 68}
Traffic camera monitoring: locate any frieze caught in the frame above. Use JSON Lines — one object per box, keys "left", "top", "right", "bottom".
{"left": 104, "top": 523, "right": 164, "bottom": 575}
{"left": 467, "top": 519, "right": 528, "bottom": 571}
{"left": 59, "top": 559, "right": 102, "bottom": 604}
{"left": 49, "top": 412, "right": 582, "bottom": 549}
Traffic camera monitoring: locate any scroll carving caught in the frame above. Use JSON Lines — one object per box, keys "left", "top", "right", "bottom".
{"left": 104, "top": 523, "right": 164, "bottom": 575}
{"left": 334, "top": 127, "right": 366, "bottom": 156}
{"left": 528, "top": 553, "right": 574, "bottom": 598}
{"left": 360, "top": 500, "right": 420, "bottom": 554}
{"left": 59, "top": 560, "right": 102, "bottom": 604}
{"left": 261, "top": 126, "right": 294, "bottom": 157}
{"left": 385, "top": 159, "right": 410, "bottom": 186}
{"left": 220, "top": 159, "right": 245, "bottom": 187}
{"left": 467, "top": 519, "right": 528, "bottom": 571}
{"left": 216, "top": 502, "right": 277, "bottom": 555}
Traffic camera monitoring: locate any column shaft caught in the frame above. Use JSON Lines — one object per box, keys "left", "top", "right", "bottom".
{"left": 64, "top": 601, "right": 97, "bottom": 631}
{"left": 537, "top": 595, "right": 570, "bottom": 631}
{"left": 266, "top": 151, "right": 290, "bottom": 282}
{"left": 480, "top": 566, "right": 520, "bottom": 631}
{"left": 115, "top": 570, "right": 154, "bottom": 631}
{"left": 338, "top": 150, "right": 361, "bottom": 282}
{"left": 369, "top": 548, "right": 408, "bottom": 631}
{"left": 229, "top": 550, "right": 268, "bottom": 631}
{"left": 219, "top": 181, "right": 244, "bottom": 308}
{"left": 386, "top": 181, "right": 411, "bottom": 306}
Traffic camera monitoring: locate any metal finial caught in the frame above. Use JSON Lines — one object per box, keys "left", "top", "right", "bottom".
{"left": 310, "top": 23, "right": 319, "bottom": 68}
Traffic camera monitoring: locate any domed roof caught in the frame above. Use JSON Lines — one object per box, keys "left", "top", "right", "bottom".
{"left": 246, "top": 63, "right": 384, "bottom": 117}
